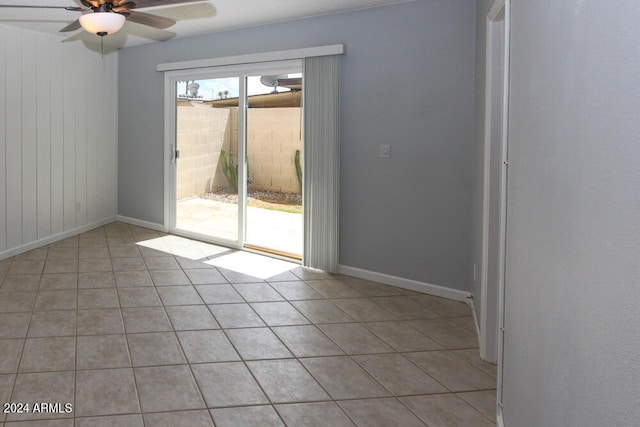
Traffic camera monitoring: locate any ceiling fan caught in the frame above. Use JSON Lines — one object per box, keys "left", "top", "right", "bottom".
{"left": 0, "top": 0, "right": 205, "bottom": 37}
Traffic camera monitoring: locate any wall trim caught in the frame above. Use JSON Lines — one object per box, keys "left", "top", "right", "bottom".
{"left": 0, "top": 216, "right": 116, "bottom": 261}
{"left": 115, "top": 215, "right": 166, "bottom": 232}
{"left": 497, "top": 407, "right": 505, "bottom": 427}
{"left": 157, "top": 44, "right": 345, "bottom": 72}
{"left": 338, "top": 265, "right": 472, "bottom": 303}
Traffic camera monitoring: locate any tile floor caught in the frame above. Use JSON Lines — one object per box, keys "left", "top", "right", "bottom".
{"left": 0, "top": 222, "right": 497, "bottom": 426}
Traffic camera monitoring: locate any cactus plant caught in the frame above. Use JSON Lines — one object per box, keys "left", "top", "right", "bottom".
{"left": 220, "top": 149, "right": 238, "bottom": 193}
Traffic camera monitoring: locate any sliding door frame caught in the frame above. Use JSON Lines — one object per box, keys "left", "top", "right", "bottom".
{"left": 163, "top": 60, "right": 302, "bottom": 252}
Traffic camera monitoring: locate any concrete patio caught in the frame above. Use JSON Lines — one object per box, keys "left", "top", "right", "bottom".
{"left": 176, "top": 197, "right": 303, "bottom": 257}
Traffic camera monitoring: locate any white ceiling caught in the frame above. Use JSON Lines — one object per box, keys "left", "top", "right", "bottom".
{"left": 0, "top": 0, "right": 411, "bottom": 49}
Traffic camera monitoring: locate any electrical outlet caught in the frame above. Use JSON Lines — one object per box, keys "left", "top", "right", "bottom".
{"left": 379, "top": 144, "right": 391, "bottom": 158}
{"left": 473, "top": 263, "right": 477, "bottom": 282}
{"left": 76, "top": 203, "right": 81, "bottom": 213}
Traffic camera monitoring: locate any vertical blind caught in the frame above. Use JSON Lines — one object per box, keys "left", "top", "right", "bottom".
{"left": 303, "top": 55, "right": 341, "bottom": 273}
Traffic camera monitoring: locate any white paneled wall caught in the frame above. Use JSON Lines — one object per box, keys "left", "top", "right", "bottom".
{"left": 0, "top": 26, "right": 117, "bottom": 258}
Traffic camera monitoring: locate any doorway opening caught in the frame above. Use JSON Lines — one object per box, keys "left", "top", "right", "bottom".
{"left": 170, "top": 61, "right": 304, "bottom": 259}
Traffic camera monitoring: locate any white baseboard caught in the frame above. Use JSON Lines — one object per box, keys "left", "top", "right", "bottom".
{"left": 468, "top": 298, "right": 482, "bottom": 348}
{"left": 497, "top": 406, "right": 505, "bottom": 427}
{"left": 116, "top": 215, "right": 166, "bottom": 232}
{"left": 338, "top": 264, "right": 472, "bottom": 303}
{"left": 0, "top": 216, "right": 116, "bottom": 261}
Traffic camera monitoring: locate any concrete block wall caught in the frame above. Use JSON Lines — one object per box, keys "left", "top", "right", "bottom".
{"left": 176, "top": 104, "right": 302, "bottom": 200}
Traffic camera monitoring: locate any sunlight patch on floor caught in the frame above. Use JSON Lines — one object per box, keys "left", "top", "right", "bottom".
{"left": 204, "top": 250, "right": 299, "bottom": 280}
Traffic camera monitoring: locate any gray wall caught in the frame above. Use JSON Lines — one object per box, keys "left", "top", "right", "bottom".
{"left": 502, "top": 1, "right": 640, "bottom": 425}
{"left": 118, "top": 0, "right": 477, "bottom": 291}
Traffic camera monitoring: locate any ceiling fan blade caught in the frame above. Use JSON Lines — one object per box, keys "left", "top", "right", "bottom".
{"left": 80, "top": 0, "right": 100, "bottom": 7}
{"left": 129, "top": 0, "right": 206, "bottom": 9}
{"left": 125, "top": 10, "right": 176, "bottom": 29}
{"left": 59, "top": 19, "right": 82, "bottom": 32}
{"left": 0, "top": 5, "right": 82, "bottom": 10}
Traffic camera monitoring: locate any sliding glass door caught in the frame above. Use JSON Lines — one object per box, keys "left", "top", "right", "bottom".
{"left": 169, "top": 61, "right": 303, "bottom": 259}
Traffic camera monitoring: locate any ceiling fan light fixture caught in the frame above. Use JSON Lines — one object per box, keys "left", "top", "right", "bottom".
{"left": 79, "top": 12, "right": 126, "bottom": 36}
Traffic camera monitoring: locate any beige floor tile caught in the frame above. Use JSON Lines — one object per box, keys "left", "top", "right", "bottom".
{"left": 165, "top": 305, "right": 219, "bottom": 330}
{"left": 208, "top": 303, "right": 265, "bottom": 328}
{"left": 226, "top": 328, "right": 292, "bottom": 360}
{"left": 76, "top": 335, "right": 131, "bottom": 369}
{"left": 78, "top": 258, "right": 113, "bottom": 273}
{"left": 450, "top": 349, "right": 498, "bottom": 378}
{"left": 28, "top": 311, "right": 76, "bottom": 337}
{"left": 1, "top": 275, "right": 41, "bottom": 291}
{"left": 177, "top": 330, "right": 239, "bottom": 363}
{"left": 0, "top": 373, "right": 15, "bottom": 422}
{"left": 77, "top": 272, "right": 115, "bottom": 289}
{"left": 409, "top": 318, "right": 478, "bottom": 349}
{"left": 212, "top": 406, "right": 283, "bottom": 427}
{"left": 233, "top": 283, "right": 285, "bottom": 302}
{"left": 158, "top": 286, "right": 204, "bottom": 305}
{"left": 0, "top": 339, "right": 23, "bottom": 373}
{"left": 353, "top": 353, "right": 447, "bottom": 395}
{"left": 269, "top": 281, "right": 324, "bottom": 300}
{"left": 75, "top": 368, "right": 140, "bottom": 417}
{"left": 4, "top": 419, "right": 74, "bottom": 426}
{"left": 108, "top": 246, "right": 142, "bottom": 259}
{"left": 76, "top": 414, "right": 144, "bottom": 427}
{"left": 219, "top": 268, "right": 264, "bottom": 284}
{"left": 135, "top": 365, "right": 205, "bottom": 412}
{"left": 192, "top": 362, "right": 268, "bottom": 408}
{"left": 290, "top": 300, "right": 355, "bottom": 323}
{"left": 8, "top": 371, "right": 74, "bottom": 421}
{"left": 457, "top": 390, "right": 497, "bottom": 420}
{"left": 128, "top": 332, "right": 186, "bottom": 367}
{"left": 121, "top": 306, "right": 172, "bottom": 333}
{"left": 272, "top": 325, "right": 345, "bottom": 357}
{"left": 0, "top": 313, "right": 36, "bottom": 340}
{"left": 338, "top": 398, "right": 426, "bottom": 427}
{"left": 301, "top": 356, "right": 389, "bottom": 400}
{"left": 196, "top": 284, "right": 244, "bottom": 304}
{"left": 342, "top": 278, "right": 403, "bottom": 297}
{"left": 78, "top": 247, "right": 110, "bottom": 259}
{"left": 363, "top": 321, "right": 442, "bottom": 352}
{"left": 43, "top": 259, "right": 78, "bottom": 274}
{"left": 8, "top": 260, "right": 45, "bottom": 275}
{"left": 34, "top": 290, "right": 77, "bottom": 311}
{"left": 45, "top": 247, "right": 78, "bottom": 265}
{"left": 144, "top": 410, "right": 214, "bottom": 427}
{"left": 184, "top": 269, "right": 228, "bottom": 285}
{"left": 149, "top": 269, "right": 191, "bottom": 286}
{"left": 40, "top": 273, "right": 78, "bottom": 290}
{"left": 19, "top": 337, "right": 75, "bottom": 373}
{"left": 114, "top": 271, "right": 154, "bottom": 288}
{"left": 77, "top": 308, "right": 125, "bottom": 335}
{"left": 372, "top": 296, "right": 441, "bottom": 320}
{"left": 251, "top": 301, "right": 310, "bottom": 326}
{"left": 117, "top": 287, "right": 161, "bottom": 307}
{"left": 247, "top": 359, "right": 329, "bottom": 403}
{"left": 77, "top": 289, "right": 119, "bottom": 309}
{"left": 0, "top": 291, "right": 37, "bottom": 312}
{"left": 404, "top": 351, "right": 497, "bottom": 392}
{"left": 306, "top": 279, "right": 365, "bottom": 298}
{"left": 450, "top": 315, "right": 477, "bottom": 334}
{"left": 291, "top": 267, "right": 335, "bottom": 281}
{"left": 276, "top": 402, "right": 354, "bottom": 427}
{"left": 411, "top": 294, "right": 472, "bottom": 317}
{"left": 111, "top": 258, "right": 147, "bottom": 272}
{"left": 143, "top": 256, "right": 181, "bottom": 271}
{"left": 79, "top": 237, "right": 108, "bottom": 248}
{"left": 15, "top": 247, "right": 49, "bottom": 260}
{"left": 400, "top": 394, "right": 495, "bottom": 427}
{"left": 318, "top": 323, "right": 394, "bottom": 354}
{"left": 330, "top": 298, "right": 398, "bottom": 322}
